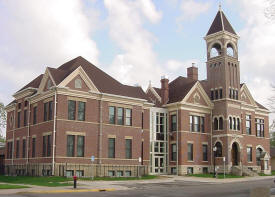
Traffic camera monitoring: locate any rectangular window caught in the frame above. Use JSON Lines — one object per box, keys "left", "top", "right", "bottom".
{"left": 17, "top": 111, "right": 21, "bottom": 128}
{"left": 203, "top": 144, "right": 208, "bottom": 161}
{"left": 247, "top": 147, "right": 252, "bottom": 162}
{"left": 109, "top": 106, "right": 115, "bottom": 124}
{"left": 77, "top": 136, "right": 85, "bottom": 157}
{"left": 68, "top": 100, "right": 76, "bottom": 120}
{"left": 201, "top": 117, "right": 205, "bottom": 133}
{"left": 24, "top": 110, "right": 27, "bottom": 126}
{"left": 246, "top": 115, "right": 251, "bottom": 135}
{"left": 187, "top": 167, "right": 193, "bottom": 174}
{"left": 117, "top": 107, "right": 124, "bottom": 125}
{"left": 22, "top": 139, "right": 26, "bottom": 158}
{"left": 67, "top": 135, "right": 75, "bottom": 157}
{"left": 16, "top": 140, "right": 19, "bottom": 158}
{"left": 48, "top": 101, "right": 53, "bottom": 120}
{"left": 125, "top": 139, "right": 132, "bottom": 159}
{"left": 44, "top": 102, "right": 48, "bottom": 121}
{"left": 77, "top": 101, "right": 85, "bottom": 121}
{"left": 33, "top": 107, "right": 37, "bottom": 124}
{"left": 32, "top": 138, "right": 36, "bottom": 158}
{"left": 125, "top": 109, "right": 132, "bottom": 126}
{"left": 18, "top": 103, "right": 21, "bottom": 109}
{"left": 171, "top": 115, "right": 177, "bottom": 131}
{"left": 43, "top": 136, "right": 47, "bottom": 157}
{"left": 47, "top": 135, "right": 51, "bottom": 157}
{"left": 235, "top": 90, "right": 238, "bottom": 100}
{"left": 215, "top": 90, "right": 219, "bottom": 100}
{"left": 188, "top": 143, "right": 193, "bottom": 161}
{"left": 229, "top": 88, "right": 232, "bottom": 98}
{"left": 256, "top": 119, "right": 264, "bottom": 137}
{"left": 189, "top": 116, "right": 193, "bottom": 131}
{"left": 142, "top": 112, "right": 144, "bottom": 129}
{"left": 171, "top": 144, "right": 177, "bottom": 161}
{"left": 219, "top": 89, "right": 223, "bottom": 99}
{"left": 210, "top": 90, "right": 214, "bottom": 100}
{"left": 193, "top": 116, "right": 200, "bottom": 132}
{"left": 108, "top": 138, "right": 115, "bottom": 158}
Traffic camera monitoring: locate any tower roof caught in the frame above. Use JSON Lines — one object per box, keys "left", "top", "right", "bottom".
{"left": 206, "top": 9, "right": 237, "bottom": 36}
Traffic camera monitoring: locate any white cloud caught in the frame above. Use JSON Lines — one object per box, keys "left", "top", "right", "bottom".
{"left": 104, "top": 0, "right": 164, "bottom": 88}
{"left": 0, "top": 0, "right": 100, "bottom": 104}
{"left": 225, "top": 0, "right": 275, "bottom": 113}
{"left": 178, "top": 0, "right": 211, "bottom": 21}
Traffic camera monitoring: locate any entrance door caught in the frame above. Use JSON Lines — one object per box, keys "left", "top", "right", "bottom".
{"left": 154, "top": 157, "right": 165, "bottom": 174}
{"left": 231, "top": 143, "right": 239, "bottom": 166}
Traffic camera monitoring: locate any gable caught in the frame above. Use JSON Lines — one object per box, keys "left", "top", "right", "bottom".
{"left": 240, "top": 84, "right": 257, "bottom": 107}
{"left": 58, "top": 66, "right": 99, "bottom": 93}
{"left": 182, "top": 82, "right": 213, "bottom": 108}
{"left": 66, "top": 75, "right": 90, "bottom": 92}
{"left": 186, "top": 89, "right": 208, "bottom": 106}
{"left": 37, "top": 68, "right": 56, "bottom": 94}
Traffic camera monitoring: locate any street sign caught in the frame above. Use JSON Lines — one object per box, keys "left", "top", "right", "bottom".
{"left": 91, "top": 156, "right": 95, "bottom": 162}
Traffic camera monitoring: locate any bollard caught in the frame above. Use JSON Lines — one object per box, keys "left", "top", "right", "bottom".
{"left": 73, "top": 176, "right": 77, "bottom": 189}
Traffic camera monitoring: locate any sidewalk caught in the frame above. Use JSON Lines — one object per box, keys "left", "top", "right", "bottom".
{"left": 0, "top": 175, "right": 273, "bottom": 195}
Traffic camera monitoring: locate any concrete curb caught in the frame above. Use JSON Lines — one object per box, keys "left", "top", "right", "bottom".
{"left": 18, "top": 188, "right": 116, "bottom": 194}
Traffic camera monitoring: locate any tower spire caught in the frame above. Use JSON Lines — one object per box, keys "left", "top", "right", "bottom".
{"left": 219, "top": 2, "right": 222, "bottom": 11}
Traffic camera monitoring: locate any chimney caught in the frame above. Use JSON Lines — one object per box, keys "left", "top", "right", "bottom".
{"left": 187, "top": 63, "right": 198, "bottom": 81}
{"left": 160, "top": 75, "right": 169, "bottom": 105}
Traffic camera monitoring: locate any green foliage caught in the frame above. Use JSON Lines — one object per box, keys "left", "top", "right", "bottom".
{"left": 187, "top": 173, "right": 243, "bottom": 179}
{"left": 270, "top": 132, "right": 275, "bottom": 147}
{"left": 80, "top": 175, "right": 158, "bottom": 181}
{"left": 0, "top": 176, "right": 72, "bottom": 187}
{"left": 0, "top": 184, "right": 30, "bottom": 189}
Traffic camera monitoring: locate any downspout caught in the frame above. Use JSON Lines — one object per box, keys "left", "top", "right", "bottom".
{"left": 26, "top": 99, "right": 31, "bottom": 165}
{"left": 12, "top": 109, "right": 15, "bottom": 166}
{"left": 176, "top": 107, "right": 179, "bottom": 176}
{"left": 52, "top": 88, "right": 57, "bottom": 176}
{"left": 210, "top": 110, "right": 213, "bottom": 172}
{"left": 98, "top": 94, "right": 103, "bottom": 164}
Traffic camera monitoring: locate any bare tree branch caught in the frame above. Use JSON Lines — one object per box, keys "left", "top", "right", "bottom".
{"left": 265, "top": 0, "right": 275, "bottom": 21}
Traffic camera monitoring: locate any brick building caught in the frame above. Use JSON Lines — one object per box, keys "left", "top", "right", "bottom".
{"left": 5, "top": 8, "right": 271, "bottom": 176}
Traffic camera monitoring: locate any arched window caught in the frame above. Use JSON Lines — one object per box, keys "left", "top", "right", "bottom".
{"left": 75, "top": 78, "right": 82, "bottom": 89}
{"left": 227, "top": 43, "right": 234, "bottom": 57}
{"left": 215, "top": 142, "right": 222, "bottom": 157}
{"left": 210, "top": 43, "right": 222, "bottom": 58}
{"left": 233, "top": 117, "right": 236, "bottom": 130}
{"left": 229, "top": 117, "right": 232, "bottom": 130}
{"left": 214, "top": 118, "right": 218, "bottom": 130}
{"left": 237, "top": 118, "right": 240, "bottom": 131}
{"left": 219, "top": 117, "right": 223, "bottom": 130}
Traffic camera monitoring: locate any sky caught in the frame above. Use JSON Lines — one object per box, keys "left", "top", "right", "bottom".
{"left": 0, "top": 0, "right": 275, "bottom": 122}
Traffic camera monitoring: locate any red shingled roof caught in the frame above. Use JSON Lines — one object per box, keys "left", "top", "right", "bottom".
{"left": 18, "top": 56, "right": 149, "bottom": 101}
{"left": 207, "top": 10, "right": 237, "bottom": 36}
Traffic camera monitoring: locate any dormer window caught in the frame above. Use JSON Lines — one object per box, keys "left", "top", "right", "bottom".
{"left": 75, "top": 79, "right": 82, "bottom": 89}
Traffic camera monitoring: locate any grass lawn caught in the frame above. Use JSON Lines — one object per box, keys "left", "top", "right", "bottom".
{"left": 0, "top": 184, "right": 30, "bottom": 189}
{"left": 0, "top": 176, "right": 72, "bottom": 187}
{"left": 80, "top": 175, "right": 158, "bottom": 181}
{"left": 259, "top": 171, "right": 275, "bottom": 176}
{"left": 187, "top": 173, "right": 243, "bottom": 179}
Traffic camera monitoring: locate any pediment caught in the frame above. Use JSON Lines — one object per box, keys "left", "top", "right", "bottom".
{"left": 182, "top": 82, "right": 213, "bottom": 107}
{"left": 58, "top": 66, "right": 99, "bottom": 93}
{"left": 37, "top": 68, "right": 56, "bottom": 94}
{"left": 240, "top": 84, "right": 257, "bottom": 107}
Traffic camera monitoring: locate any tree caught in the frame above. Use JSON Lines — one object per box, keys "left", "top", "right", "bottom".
{"left": 265, "top": 0, "right": 275, "bottom": 21}
{"left": 268, "top": 84, "right": 275, "bottom": 113}
{"left": 0, "top": 102, "right": 6, "bottom": 141}
{"left": 270, "top": 120, "right": 275, "bottom": 147}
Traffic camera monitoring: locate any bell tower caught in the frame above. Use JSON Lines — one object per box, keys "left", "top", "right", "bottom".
{"left": 204, "top": 6, "right": 240, "bottom": 100}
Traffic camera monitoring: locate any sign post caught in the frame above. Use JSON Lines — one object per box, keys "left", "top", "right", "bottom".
{"left": 91, "top": 156, "right": 95, "bottom": 180}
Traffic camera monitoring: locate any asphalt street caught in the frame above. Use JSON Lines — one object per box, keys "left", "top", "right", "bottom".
{"left": 5, "top": 178, "right": 275, "bottom": 197}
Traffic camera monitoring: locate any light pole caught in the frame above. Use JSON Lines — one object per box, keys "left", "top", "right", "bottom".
{"left": 213, "top": 146, "right": 217, "bottom": 178}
